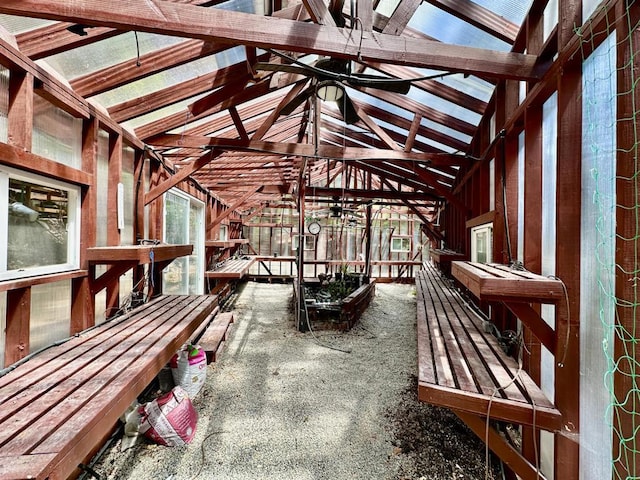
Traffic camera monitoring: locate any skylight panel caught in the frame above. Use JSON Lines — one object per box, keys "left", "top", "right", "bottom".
{"left": 408, "top": 3, "right": 511, "bottom": 51}
{"left": 92, "top": 46, "right": 246, "bottom": 110}
{"left": 41, "top": 32, "right": 184, "bottom": 81}
{"left": 471, "top": 0, "right": 534, "bottom": 24}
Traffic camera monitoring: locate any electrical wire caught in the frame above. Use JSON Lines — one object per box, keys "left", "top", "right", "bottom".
{"left": 301, "top": 287, "right": 352, "bottom": 354}
{"left": 267, "top": 49, "right": 458, "bottom": 84}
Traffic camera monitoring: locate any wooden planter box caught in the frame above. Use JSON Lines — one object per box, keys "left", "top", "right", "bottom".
{"left": 296, "top": 279, "right": 376, "bottom": 331}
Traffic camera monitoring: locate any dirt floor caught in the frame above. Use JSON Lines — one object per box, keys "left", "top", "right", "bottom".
{"left": 91, "top": 281, "right": 500, "bottom": 480}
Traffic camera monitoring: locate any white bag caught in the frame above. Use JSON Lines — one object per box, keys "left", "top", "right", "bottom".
{"left": 170, "top": 344, "right": 207, "bottom": 398}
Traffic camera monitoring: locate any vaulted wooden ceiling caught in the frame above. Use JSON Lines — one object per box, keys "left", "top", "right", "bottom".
{"left": 0, "top": 0, "right": 540, "bottom": 221}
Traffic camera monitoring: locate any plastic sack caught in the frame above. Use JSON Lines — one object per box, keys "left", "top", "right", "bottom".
{"left": 120, "top": 400, "right": 142, "bottom": 450}
{"left": 138, "top": 386, "right": 198, "bottom": 447}
{"left": 170, "top": 344, "right": 207, "bottom": 398}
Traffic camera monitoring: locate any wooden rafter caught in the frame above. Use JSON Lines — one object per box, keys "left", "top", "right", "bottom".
{"left": 0, "top": 0, "right": 545, "bottom": 80}
{"left": 148, "top": 134, "right": 467, "bottom": 165}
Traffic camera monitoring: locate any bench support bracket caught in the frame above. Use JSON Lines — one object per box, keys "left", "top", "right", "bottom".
{"left": 455, "top": 410, "right": 547, "bottom": 480}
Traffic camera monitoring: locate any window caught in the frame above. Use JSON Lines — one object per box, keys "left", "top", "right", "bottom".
{"left": 391, "top": 236, "right": 411, "bottom": 252}
{"left": 163, "top": 189, "right": 204, "bottom": 295}
{"left": 219, "top": 224, "right": 228, "bottom": 241}
{"left": 303, "top": 235, "right": 316, "bottom": 251}
{"left": 0, "top": 166, "right": 80, "bottom": 280}
{"left": 471, "top": 223, "right": 492, "bottom": 263}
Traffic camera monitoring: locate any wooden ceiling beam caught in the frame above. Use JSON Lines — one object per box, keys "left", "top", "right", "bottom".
{"left": 354, "top": 86, "right": 477, "bottom": 136}
{"left": 306, "top": 186, "right": 437, "bottom": 202}
{"left": 302, "top": 0, "right": 337, "bottom": 26}
{"left": 0, "top": 0, "right": 545, "bottom": 80}
{"left": 208, "top": 186, "right": 262, "bottom": 229}
{"left": 251, "top": 79, "right": 310, "bottom": 140}
{"left": 135, "top": 80, "right": 273, "bottom": 140}
{"left": 144, "top": 149, "right": 224, "bottom": 205}
{"left": 17, "top": 23, "right": 121, "bottom": 60}
{"left": 188, "top": 76, "right": 253, "bottom": 117}
{"left": 405, "top": 113, "right": 422, "bottom": 153}
{"left": 150, "top": 134, "right": 467, "bottom": 164}
{"left": 65, "top": 3, "right": 309, "bottom": 97}
{"left": 352, "top": 101, "right": 403, "bottom": 151}
{"left": 344, "top": 102, "right": 471, "bottom": 153}
{"left": 381, "top": 0, "right": 422, "bottom": 35}
{"left": 351, "top": 160, "right": 438, "bottom": 195}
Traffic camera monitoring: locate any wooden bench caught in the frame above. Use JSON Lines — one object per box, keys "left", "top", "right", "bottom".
{"left": 197, "top": 312, "right": 235, "bottom": 363}
{"left": 205, "top": 257, "right": 257, "bottom": 279}
{"left": 0, "top": 294, "right": 217, "bottom": 480}
{"left": 416, "top": 265, "right": 562, "bottom": 480}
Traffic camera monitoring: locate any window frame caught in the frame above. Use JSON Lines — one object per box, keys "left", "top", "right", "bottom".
{"left": 162, "top": 188, "right": 205, "bottom": 295}
{"left": 0, "top": 165, "right": 81, "bottom": 281}
{"left": 390, "top": 236, "right": 411, "bottom": 253}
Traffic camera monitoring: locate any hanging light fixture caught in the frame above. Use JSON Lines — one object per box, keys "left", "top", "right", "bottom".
{"left": 316, "top": 80, "right": 344, "bottom": 102}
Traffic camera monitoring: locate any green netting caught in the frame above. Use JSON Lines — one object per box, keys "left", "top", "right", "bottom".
{"left": 579, "top": 2, "right": 639, "bottom": 479}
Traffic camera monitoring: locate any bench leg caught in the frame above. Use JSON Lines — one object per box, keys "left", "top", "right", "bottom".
{"left": 454, "top": 410, "right": 547, "bottom": 480}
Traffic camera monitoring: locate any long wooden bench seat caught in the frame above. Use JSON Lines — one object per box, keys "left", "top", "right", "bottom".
{"left": 197, "top": 312, "right": 235, "bottom": 363}
{"left": 205, "top": 257, "right": 257, "bottom": 279}
{"left": 0, "top": 294, "right": 217, "bottom": 480}
{"left": 416, "top": 265, "right": 562, "bottom": 480}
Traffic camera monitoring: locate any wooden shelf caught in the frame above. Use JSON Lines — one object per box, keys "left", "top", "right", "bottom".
{"left": 87, "top": 244, "right": 193, "bottom": 264}
{"left": 430, "top": 248, "right": 465, "bottom": 264}
{"left": 253, "top": 255, "right": 296, "bottom": 262}
{"left": 451, "top": 261, "right": 564, "bottom": 304}
{"left": 0, "top": 270, "right": 88, "bottom": 293}
{"left": 205, "top": 257, "right": 256, "bottom": 279}
{"left": 205, "top": 239, "right": 249, "bottom": 248}
{"left": 452, "top": 261, "right": 562, "bottom": 354}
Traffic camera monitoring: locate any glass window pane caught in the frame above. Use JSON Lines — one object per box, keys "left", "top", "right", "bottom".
{"left": 164, "top": 192, "right": 189, "bottom": 244}
{"left": 8, "top": 178, "right": 70, "bottom": 270}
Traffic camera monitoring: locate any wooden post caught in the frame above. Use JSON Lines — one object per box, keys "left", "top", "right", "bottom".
{"left": 7, "top": 70, "right": 33, "bottom": 149}
{"left": 71, "top": 117, "right": 98, "bottom": 334}
{"left": 106, "top": 132, "right": 122, "bottom": 317}
{"left": 522, "top": 102, "right": 543, "bottom": 464}
{"left": 553, "top": 2, "right": 582, "bottom": 472}
{"left": 297, "top": 179, "right": 306, "bottom": 330}
{"left": 5, "top": 287, "right": 30, "bottom": 365}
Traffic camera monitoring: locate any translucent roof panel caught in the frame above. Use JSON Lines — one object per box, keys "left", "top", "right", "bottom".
{"left": 42, "top": 32, "right": 184, "bottom": 81}
{"left": 214, "top": 0, "right": 265, "bottom": 14}
{"left": 408, "top": 3, "right": 512, "bottom": 52}
{"left": 122, "top": 91, "right": 211, "bottom": 131}
{"left": 375, "top": 0, "right": 402, "bottom": 18}
{"left": 471, "top": 0, "right": 533, "bottom": 24}
{"left": 92, "top": 46, "right": 246, "bottom": 110}
{"left": 0, "top": 15, "right": 55, "bottom": 35}
{"left": 408, "top": 85, "right": 482, "bottom": 126}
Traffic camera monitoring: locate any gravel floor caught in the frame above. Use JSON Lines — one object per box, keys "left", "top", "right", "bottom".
{"left": 93, "top": 282, "right": 499, "bottom": 480}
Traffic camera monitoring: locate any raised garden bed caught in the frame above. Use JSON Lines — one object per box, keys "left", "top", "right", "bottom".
{"left": 295, "top": 273, "right": 376, "bottom": 331}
